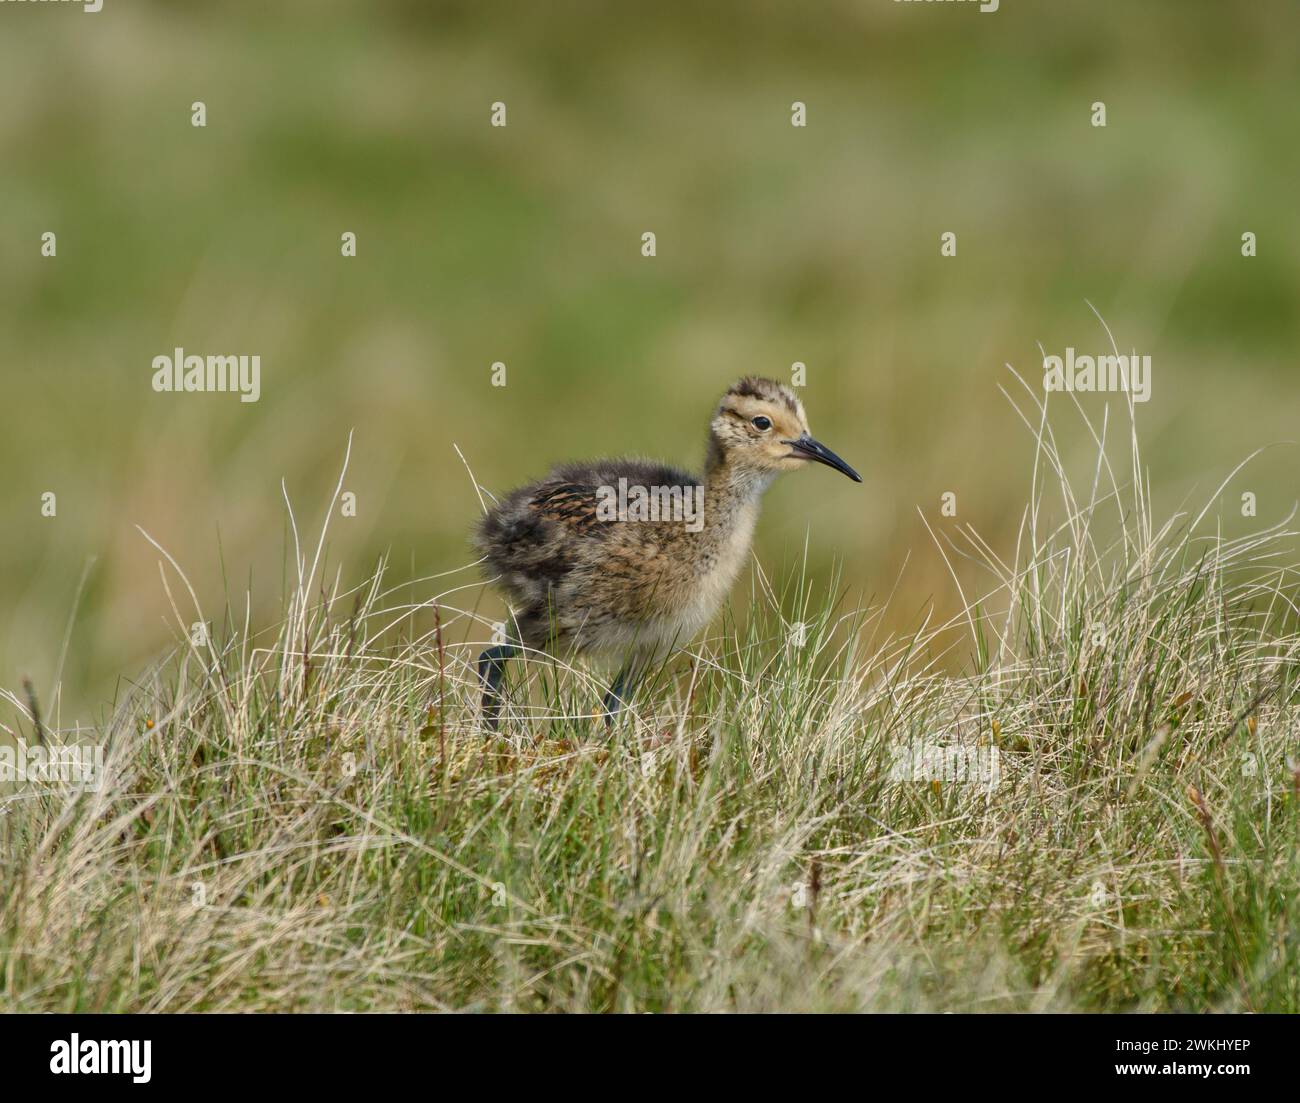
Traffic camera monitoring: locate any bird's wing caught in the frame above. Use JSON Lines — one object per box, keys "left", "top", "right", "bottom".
{"left": 528, "top": 482, "right": 608, "bottom": 537}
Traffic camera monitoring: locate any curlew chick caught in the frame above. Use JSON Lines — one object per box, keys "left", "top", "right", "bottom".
{"left": 474, "top": 377, "right": 861, "bottom": 730}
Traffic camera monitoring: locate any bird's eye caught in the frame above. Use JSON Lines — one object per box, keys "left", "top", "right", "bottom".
{"left": 751, "top": 416, "right": 772, "bottom": 432}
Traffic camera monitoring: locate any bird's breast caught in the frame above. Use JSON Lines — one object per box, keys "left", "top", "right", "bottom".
{"left": 643, "top": 499, "right": 759, "bottom": 636}
{"left": 557, "top": 496, "right": 761, "bottom": 656}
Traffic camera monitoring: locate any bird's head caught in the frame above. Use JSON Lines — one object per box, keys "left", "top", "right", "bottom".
{"left": 708, "top": 377, "right": 862, "bottom": 484}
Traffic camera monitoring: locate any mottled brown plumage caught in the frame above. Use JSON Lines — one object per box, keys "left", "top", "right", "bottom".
{"left": 475, "top": 377, "right": 861, "bottom": 729}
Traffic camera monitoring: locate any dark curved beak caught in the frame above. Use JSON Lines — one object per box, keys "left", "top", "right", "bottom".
{"left": 785, "top": 432, "right": 862, "bottom": 483}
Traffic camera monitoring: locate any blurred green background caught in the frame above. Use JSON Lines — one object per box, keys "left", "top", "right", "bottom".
{"left": 3, "top": 0, "right": 1297, "bottom": 724}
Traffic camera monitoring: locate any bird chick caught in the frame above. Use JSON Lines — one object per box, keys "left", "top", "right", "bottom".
{"left": 474, "top": 377, "right": 860, "bottom": 730}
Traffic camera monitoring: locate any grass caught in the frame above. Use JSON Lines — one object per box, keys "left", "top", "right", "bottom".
{"left": 2, "top": 385, "right": 1299, "bottom": 1013}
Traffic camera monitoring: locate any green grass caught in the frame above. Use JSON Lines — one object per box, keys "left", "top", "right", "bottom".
{"left": 3, "top": 395, "right": 1298, "bottom": 1012}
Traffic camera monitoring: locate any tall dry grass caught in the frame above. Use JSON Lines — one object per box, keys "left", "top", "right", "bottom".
{"left": 2, "top": 387, "right": 1298, "bottom": 1012}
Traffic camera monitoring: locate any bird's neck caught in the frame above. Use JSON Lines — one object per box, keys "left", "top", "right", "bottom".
{"left": 702, "top": 443, "right": 776, "bottom": 534}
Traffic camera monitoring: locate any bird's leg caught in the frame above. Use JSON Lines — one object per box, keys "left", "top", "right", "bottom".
{"left": 602, "top": 662, "right": 645, "bottom": 729}
{"left": 478, "top": 643, "right": 519, "bottom": 731}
